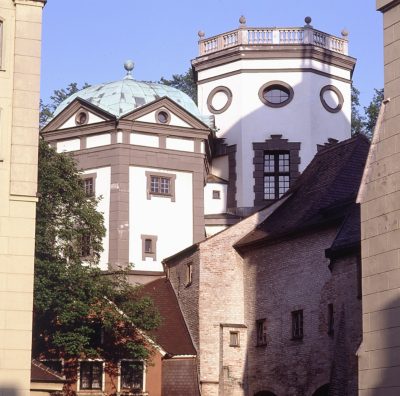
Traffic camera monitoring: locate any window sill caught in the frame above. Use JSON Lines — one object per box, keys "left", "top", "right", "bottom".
{"left": 291, "top": 337, "right": 303, "bottom": 342}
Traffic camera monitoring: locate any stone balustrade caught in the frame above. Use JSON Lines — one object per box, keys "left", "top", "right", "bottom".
{"left": 199, "top": 26, "right": 348, "bottom": 56}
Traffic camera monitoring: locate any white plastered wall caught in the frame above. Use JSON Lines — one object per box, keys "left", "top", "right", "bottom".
{"left": 57, "top": 138, "right": 80, "bottom": 152}
{"left": 136, "top": 107, "right": 191, "bottom": 128}
{"left": 59, "top": 111, "right": 104, "bottom": 129}
{"left": 82, "top": 167, "right": 111, "bottom": 270}
{"left": 129, "top": 166, "right": 193, "bottom": 271}
{"left": 204, "top": 183, "right": 227, "bottom": 215}
{"left": 86, "top": 133, "right": 111, "bottom": 149}
{"left": 197, "top": 58, "right": 352, "bottom": 207}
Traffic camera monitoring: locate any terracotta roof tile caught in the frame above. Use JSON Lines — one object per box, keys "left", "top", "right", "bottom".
{"left": 141, "top": 278, "right": 196, "bottom": 356}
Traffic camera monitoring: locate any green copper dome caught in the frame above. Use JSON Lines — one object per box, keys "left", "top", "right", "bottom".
{"left": 53, "top": 78, "right": 203, "bottom": 121}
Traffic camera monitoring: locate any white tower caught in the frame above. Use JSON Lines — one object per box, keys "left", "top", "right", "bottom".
{"left": 193, "top": 17, "right": 355, "bottom": 211}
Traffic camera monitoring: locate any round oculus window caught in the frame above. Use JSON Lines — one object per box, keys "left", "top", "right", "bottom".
{"left": 259, "top": 81, "right": 294, "bottom": 108}
{"left": 207, "top": 86, "right": 232, "bottom": 114}
{"left": 156, "top": 110, "right": 170, "bottom": 124}
{"left": 320, "top": 85, "right": 344, "bottom": 113}
{"left": 75, "top": 111, "right": 88, "bottom": 126}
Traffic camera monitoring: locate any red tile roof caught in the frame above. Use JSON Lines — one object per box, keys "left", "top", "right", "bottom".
{"left": 141, "top": 277, "right": 197, "bottom": 356}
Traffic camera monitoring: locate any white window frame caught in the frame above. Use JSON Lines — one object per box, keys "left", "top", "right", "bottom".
{"left": 117, "top": 360, "right": 146, "bottom": 393}
{"left": 77, "top": 359, "right": 105, "bottom": 392}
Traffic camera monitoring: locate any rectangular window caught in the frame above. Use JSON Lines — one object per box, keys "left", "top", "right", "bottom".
{"left": 291, "top": 310, "right": 303, "bottom": 340}
{"left": 141, "top": 235, "right": 157, "bottom": 261}
{"left": 144, "top": 238, "right": 153, "bottom": 253}
{"left": 120, "top": 361, "right": 144, "bottom": 391}
{"left": 263, "top": 152, "right": 290, "bottom": 200}
{"left": 80, "top": 233, "right": 91, "bottom": 257}
{"left": 256, "top": 319, "right": 267, "bottom": 346}
{"left": 146, "top": 171, "right": 176, "bottom": 201}
{"left": 186, "top": 262, "right": 193, "bottom": 286}
{"left": 150, "top": 175, "right": 171, "bottom": 195}
{"left": 83, "top": 177, "right": 95, "bottom": 197}
{"left": 80, "top": 361, "right": 103, "bottom": 390}
{"left": 212, "top": 190, "right": 220, "bottom": 199}
{"left": 229, "top": 331, "right": 240, "bottom": 347}
{"left": 328, "top": 304, "right": 334, "bottom": 336}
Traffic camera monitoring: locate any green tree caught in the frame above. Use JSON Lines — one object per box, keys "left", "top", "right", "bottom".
{"left": 351, "top": 85, "right": 365, "bottom": 136}
{"left": 33, "top": 140, "right": 160, "bottom": 360}
{"left": 364, "top": 88, "right": 384, "bottom": 138}
{"left": 159, "top": 68, "right": 197, "bottom": 103}
{"left": 40, "top": 82, "right": 90, "bottom": 127}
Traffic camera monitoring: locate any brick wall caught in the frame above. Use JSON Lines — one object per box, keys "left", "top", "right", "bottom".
{"left": 166, "top": 200, "right": 287, "bottom": 395}
{"left": 244, "top": 228, "right": 361, "bottom": 396}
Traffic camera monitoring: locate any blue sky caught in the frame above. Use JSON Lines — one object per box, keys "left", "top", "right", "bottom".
{"left": 41, "top": 0, "right": 382, "bottom": 109}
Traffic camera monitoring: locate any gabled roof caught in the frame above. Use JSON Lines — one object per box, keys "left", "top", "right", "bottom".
{"left": 31, "top": 360, "right": 65, "bottom": 383}
{"left": 140, "top": 277, "right": 196, "bottom": 356}
{"left": 237, "top": 135, "right": 370, "bottom": 249}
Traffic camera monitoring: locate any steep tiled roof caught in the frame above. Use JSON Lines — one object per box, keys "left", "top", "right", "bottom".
{"left": 237, "top": 135, "right": 370, "bottom": 248}
{"left": 31, "top": 360, "right": 65, "bottom": 383}
{"left": 141, "top": 278, "right": 196, "bottom": 356}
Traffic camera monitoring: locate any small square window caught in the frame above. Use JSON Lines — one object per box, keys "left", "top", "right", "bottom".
{"left": 80, "top": 361, "right": 103, "bottom": 390}
{"left": 291, "top": 310, "right": 303, "bottom": 340}
{"left": 186, "top": 262, "right": 193, "bottom": 286}
{"left": 120, "top": 361, "right": 144, "bottom": 392}
{"left": 229, "top": 331, "right": 240, "bottom": 347}
{"left": 256, "top": 319, "right": 267, "bottom": 346}
{"left": 141, "top": 235, "right": 157, "bottom": 261}
{"left": 212, "top": 190, "right": 220, "bottom": 199}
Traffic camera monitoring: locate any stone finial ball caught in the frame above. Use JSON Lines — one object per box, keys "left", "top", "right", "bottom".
{"left": 239, "top": 15, "right": 246, "bottom": 25}
{"left": 198, "top": 30, "right": 205, "bottom": 38}
{"left": 124, "top": 60, "right": 134, "bottom": 72}
{"left": 341, "top": 29, "right": 349, "bottom": 37}
{"left": 305, "top": 16, "right": 312, "bottom": 25}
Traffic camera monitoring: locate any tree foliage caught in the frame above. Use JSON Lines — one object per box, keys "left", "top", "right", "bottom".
{"left": 34, "top": 140, "right": 160, "bottom": 360}
{"left": 159, "top": 68, "right": 197, "bottom": 103}
{"left": 40, "top": 82, "right": 90, "bottom": 127}
{"left": 351, "top": 85, "right": 384, "bottom": 139}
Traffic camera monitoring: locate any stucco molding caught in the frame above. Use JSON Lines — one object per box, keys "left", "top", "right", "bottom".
{"left": 192, "top": 46, "right": 357, "bottom": 74}
{"left": 206, "top": 86, "right": 233, "bottom": 114}
{"left": 320, "top": 85, "right": 344, "bottom": 113}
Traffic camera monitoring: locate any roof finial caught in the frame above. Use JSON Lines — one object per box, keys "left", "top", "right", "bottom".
{"left": 198, "top": 30, "right": 205, "bottom": 39}
{"left": 304, "top": 16, "right": 312, "bottom": 27}
{"left": 341, "top": 28, "right": 349, "bottom": 38}
{"left": 124, "top": 60, "right": 134, "bottom": 80}
{"left": 239, "top": 15, "right": 246, "bottom": 26}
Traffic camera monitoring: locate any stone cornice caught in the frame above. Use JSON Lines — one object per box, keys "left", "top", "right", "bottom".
{"left": 376, "top": 0, "right": 400, "bottom": 12}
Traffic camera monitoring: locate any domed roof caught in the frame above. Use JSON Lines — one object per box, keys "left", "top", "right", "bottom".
{"left": 53, "top": 77, "right": 203, "bottom": 120}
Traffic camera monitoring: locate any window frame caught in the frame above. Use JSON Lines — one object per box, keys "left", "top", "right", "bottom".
{"left": 186, "top": 262, "right": 193, "bottom": 287}
{"left": 80, "top": 232, "right": 92, "bottom": 258}
{"left": 82, "top": 172, "right": 96, "bottom": 197}
{"left": 291, "top": 310, "right": 304, "bottom": 340}
{"left": 263, "top": 151, "right": 290, "bottom": 200}
{"left": 256, "top": 318, "right": 267, "bottom": 346}
{"left": 229, "top": 331, "right": 240, "bottom": 347}
{"left": 118, "top": 360, "right": 146, "bottom": 393}
{"left": 141, "top": 234, "right": 157, "bottom": 261}
{"left": 258, "top": 81, "right": 294, "bottom": 108}
{"left": 146, "top": 171, "right": 176, "bottom": 202}
{"left": 78, "top": 360, "right": 104, "bottom": 391}
{"left": 212, "top": 190, "right": 221, "bottom": 199}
